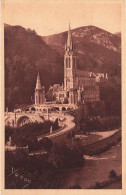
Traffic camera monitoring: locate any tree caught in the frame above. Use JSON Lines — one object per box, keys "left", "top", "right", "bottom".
{"left": 67, "top": 132, "right": 71, "bottom": 139}
{"left": 5, "top": 126, "right": 14, "bottom": 143}
{"left": 42, "top": 137, "right": 53, "bottom": 151}
{"left": 48, "top": 143, "right": 84, "bottom": 168}
{"left": 95, "top": 181, "right": 101, "bottom": 189}
{"left": 100, "top": 76, "right": 121, "bottom": 117}
{"left": 109, "top": 169, "right": 117, "bottom": 179}
{"left": 52, "top": 118, "right": 59, "bottom": 130}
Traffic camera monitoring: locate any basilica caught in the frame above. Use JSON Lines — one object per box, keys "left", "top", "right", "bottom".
{"left": 34, "top": 24, "right": 107, "bottom": 107}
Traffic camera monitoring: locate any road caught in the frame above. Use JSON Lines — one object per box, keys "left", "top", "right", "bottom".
{"left": 38, "top": 112, "right": 75, "bottom": 141}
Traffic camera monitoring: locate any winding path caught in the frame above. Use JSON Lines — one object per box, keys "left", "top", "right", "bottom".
{"left": 37, "top": 112, "right": 75, "bottom": 141}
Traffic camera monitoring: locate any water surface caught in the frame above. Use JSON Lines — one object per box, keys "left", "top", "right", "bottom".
{"left": 56, "top": 143, "right": 121, "bottom": 188}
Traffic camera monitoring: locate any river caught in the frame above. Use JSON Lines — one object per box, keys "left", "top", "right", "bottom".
{"left": 56, "top": 142, "right": 122, "bottom": 189}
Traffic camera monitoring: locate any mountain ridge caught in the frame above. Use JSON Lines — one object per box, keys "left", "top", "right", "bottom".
{"left": 4, "top": 23, "right": 121, "bottom": 109}
{"left": 42, "top": 25, "right": 121, "bottom": 73}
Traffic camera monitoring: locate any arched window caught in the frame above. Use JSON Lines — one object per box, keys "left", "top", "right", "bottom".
{"left": 36, "top": 95, "right": 38, "bottom": 104}
{"left": 73, "top": 58, "right": 75, "bottom": 68}
{"left": 74, "top": 95, "right": 76, "bottom": 104}
{"left": 39, "top": 95, "right": 41, "bottom": 104}
{"left": 71, "top": 95, "right": 73, "bottom": 104}
{"left": 68, "top": 58, "right": 70, "bottom": 68}
{"left": 66, "top": 57, "right": 70, "bottom": 68}
{"left": 66, "top": 58, "right": 68, "bottom": 68}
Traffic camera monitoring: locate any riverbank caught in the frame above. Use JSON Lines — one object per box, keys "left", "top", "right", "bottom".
{"left": 103, "top": 180, "right": 122, "bottom": 189}
{"left": 55, "top": 142, "right": 122, "bottom": 189}
{"left": 88, "top": 174, "right": 122, "bottom": 189}
{"left": 82, "top": 129, "right": 121, "bottom": 155}
{"left": 78, "top": 129, "right": 119, "bottom": 146}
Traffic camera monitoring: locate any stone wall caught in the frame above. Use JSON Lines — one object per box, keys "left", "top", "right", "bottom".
{"left": 83, "top": 129, "right": 121, "bottom": 155}
{"left": 47, "top": 127, "right": 74, "bottom": 144}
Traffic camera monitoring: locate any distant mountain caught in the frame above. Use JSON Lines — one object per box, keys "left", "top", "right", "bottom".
{"left": 4, "top": 24, "right": 121, "bottom": 109}
{"left": 114, "top": 32, "right": 121, "bottom": 38}
{"left": 42, "top": 25, "right": 121, "bottom": 74}
{"left": 4, "top": 23, "right": 10, "bottom": 28}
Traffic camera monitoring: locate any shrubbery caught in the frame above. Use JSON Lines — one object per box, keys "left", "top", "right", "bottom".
{"left": 48, "top": 143, "right": 84, "bottom": 168}
{"left": 5, "top": 140, "right": 85, "bottom": 189}
{"left": 5, "top": 119, "right": 59, "bottom": 148}
{"left": 100, "top": 76, "right": 121, "bottom": 117}
{"left": 85, "top": 116, "right": 121, "bottom": 132}
{"left": 89, "top": 172, "right": 121, "bottom": 189}
{"left": 109, "top": 169, "right": 117, "bottom": 179}
{"left": 5, "top": 149, "right": 57, "bottom": 189}
{"left": 5, "top": 126, "right": 14, "bottom": 144}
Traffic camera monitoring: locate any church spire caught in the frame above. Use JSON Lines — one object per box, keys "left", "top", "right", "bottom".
{"left": 35, "top": 72, "right": 42, "bottom": 90}
{"left": 66, "top": 22, "right": 74, "bottom": 51}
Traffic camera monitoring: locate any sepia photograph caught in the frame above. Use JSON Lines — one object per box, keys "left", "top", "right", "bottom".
{"left": 1, "top": 0, "right": 125, "bottom": 193}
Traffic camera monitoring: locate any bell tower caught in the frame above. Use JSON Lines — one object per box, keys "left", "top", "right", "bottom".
{"left": 35, "top": 72, "right": 45, "bottom": 105}
{"left": 64, "top": 23, "right": 77, "bottom": 91}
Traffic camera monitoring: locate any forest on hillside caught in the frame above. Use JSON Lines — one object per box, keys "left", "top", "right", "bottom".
{"left": 4, "top": 24, "right": 121, "bottom": 116}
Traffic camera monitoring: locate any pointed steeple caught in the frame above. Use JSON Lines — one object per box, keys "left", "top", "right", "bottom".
{"left": 35, "top": 72, "right": 42, "bottom": 89}
{"left": 66, "top": 22, "right": 74, "bottom": 51}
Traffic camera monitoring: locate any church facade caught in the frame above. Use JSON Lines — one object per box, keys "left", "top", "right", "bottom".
{"left": 47, "top": 24, "right": 101, "bottom": 105}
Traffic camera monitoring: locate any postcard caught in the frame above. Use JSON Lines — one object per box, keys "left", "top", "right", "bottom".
{"left": 1, "top": 0, "right": 126, "bottom": 194}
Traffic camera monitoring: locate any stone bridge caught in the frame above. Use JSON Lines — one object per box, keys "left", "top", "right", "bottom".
{"left": 28, "top": 103, "right": 77, "bottom": 112}
{"left": 5, "top": 103, "right": 77, "bottom": 127}
{"left": 5, "top": 112, "right": 49, "bottom": 127}
{"left": 5, "top": 109, "right": 66, "bottom": 127}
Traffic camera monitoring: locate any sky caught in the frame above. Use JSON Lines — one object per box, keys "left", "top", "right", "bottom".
{"left": 3, "top": 0, "right": 122, "bottom": 36}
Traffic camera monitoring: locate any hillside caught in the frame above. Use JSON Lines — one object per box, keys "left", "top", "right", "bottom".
{"left": 4, "top": 24, "right": 121, "bottom": 110}
{"left": 114, "top": 32, "right": 121, "bottom": 38}
{"left": 42, "top": 25, "right": 121, "bottom": 74}
{"left": 4, "top": 24, "right": 63, "bottom": 109}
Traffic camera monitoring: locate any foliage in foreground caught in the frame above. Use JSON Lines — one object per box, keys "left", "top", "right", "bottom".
{"left": 5, "top": 141, "right": 84, "bottom": 189}
{"left": 5, "top": 119, "right": 59, "bottom": 148}
{"left": 89, "top": 172, "right": 121, "bottom": 189}
{"left": 85, "top": 116, "right": 121, "bottom": 132}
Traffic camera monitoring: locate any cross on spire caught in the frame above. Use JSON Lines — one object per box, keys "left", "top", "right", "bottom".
{"left": 69, "top": 20, "right": 71, "bottom": 31}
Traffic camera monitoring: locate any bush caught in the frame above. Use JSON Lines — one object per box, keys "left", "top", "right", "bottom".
{"left": 94, "top": 181, "right": 101, "bottom": 189}
{"left": 9, "top": 120, "right": 59, "bottom": 147}
{"left": 85, "top": 116, "right": 121, "bottom": 132}
{"left": 48, "top": 143, "right": 84, "bottom": 168}
{"left": 109, "top": 170, "right": 117, "bottom": 179}
{"left": 5, "top": 149, "right": 58, "bottom": 189}
{"left": 99, "top": 76, "right": 121, "bottom": 117}
{"left": 5, "top": 126, "right": 14, "bottom": 143}
{"left": 41, "top": 137, "right": 53, "bottom": 151}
